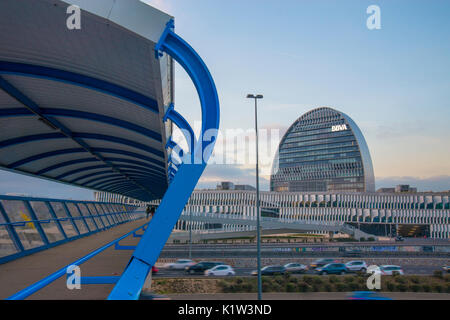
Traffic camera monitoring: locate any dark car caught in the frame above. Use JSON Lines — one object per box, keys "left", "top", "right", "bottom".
{"left": 251, "top": 265, "right": 286, "bottom": 276}
{"left": 315, "top": 263, "right": 348, "bottom": 275}
{"left": 395, "top": 236, "right": 405, "bottom": 242}
{"left": 310, "top": 258, "right": 338, "bottom": 269}
{"left": 185, "top": 261, "right": 224, "bottom": 274}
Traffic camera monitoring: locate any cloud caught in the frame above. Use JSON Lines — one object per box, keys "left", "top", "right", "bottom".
{"left": 376, "top": 175, "right": 450, "bottom": 192}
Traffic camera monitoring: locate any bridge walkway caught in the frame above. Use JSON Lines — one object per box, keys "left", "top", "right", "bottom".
{"left": 0, "top": 219, "right": 147, "bottom": 300}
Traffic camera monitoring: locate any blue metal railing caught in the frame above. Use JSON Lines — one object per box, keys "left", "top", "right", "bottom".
{"left": 6, "top": 221, "right": 149, "bottom": 300}
{"left": 0, "top": 195, "right": 144, "bottom": 265}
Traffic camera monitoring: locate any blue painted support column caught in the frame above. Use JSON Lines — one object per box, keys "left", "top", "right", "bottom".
{"left": 108, "top": 19, "right": 219, "bottom": 300}
{"left": 163, "top": 103, "right": 196, "bottom": 163}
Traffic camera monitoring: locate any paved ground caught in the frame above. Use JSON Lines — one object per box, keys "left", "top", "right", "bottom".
{"left": 0, "top": 219, "right": 147, "bottom": 300}
{"left": 167, "top": 292, "right": 450, "bottom": 300}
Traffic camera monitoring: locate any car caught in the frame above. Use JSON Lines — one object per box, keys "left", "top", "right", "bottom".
{"left": 309, "top": 258, "right": 338, "bottom": 269}
{"left": 443, "top": 266, "right": 450, "bottom": 273}
{"left": 251, "top": 265, "right": 287, "bottom": 276}
{"left": 348, "top": 291, "right": 392, "bottom": 300}
{"left": 315, "top": 263, "right": 348, "bottom": 275}
{"left": 151, "top": 266, "right": 158, "bottom": 274}
{"left": 284, "top": 263, "right": 308, "bottom": 274}
{"left": 185, "top": 261, "right": 225, "bottom": 274}
{"left": 379, "top": 265, "right": 404, "bottom": 275}
{"left": 395, "top": 236, "right": 405, "bottom": 242}
{"left": 205, "top": 265, "right": 235, "bottom": 276}
{"left": 164, "top": 259, "right": 196, "bottom": 270}
{"left": 345, "top": 261, "right": 367, "bottom": 273}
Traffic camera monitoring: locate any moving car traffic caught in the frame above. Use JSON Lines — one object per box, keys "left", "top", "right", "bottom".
{"left": 379, "top": 265, "right": 404, "bottom": 275}
{"left": 345, "top": 261, "right": 367, "bottom": 273}
{"left": 251, "top": 265, "right": 287, "bottom": 276}
{"left": 185, "top": 261, "right": 225, "bottom": 274}
{"left": 164, "top": 259, "right": 196, "bottom": 270}
{"left": 315, "top": 263, "right": 348, "bottom": 275}
{"left": 310, "top": 258, "right": 338, "bottom": 269}
{"left": 205, "top": 265, "right": 235, "bottom": 276}
{"left": 284, "top": 263, "right": 308, "bottom": 274}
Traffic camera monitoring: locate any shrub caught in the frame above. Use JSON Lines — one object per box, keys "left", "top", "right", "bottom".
{"left": 236, "top": 278, "right": 243, "bottom": 284}
{"left": 410, "top": 276, "right": 421, "bottom": 284}
{"left": 386, "top": 281, "right": 396, "bottom": 292}
{"left": 303, "top": 275, "right": 314, "bottom": 285}
{"left": 395, "top": 276, "right": 407, "bottom": 284}
{"left": 312, "top": 284, "right": 322, "bottom": 292}
{"left": 329, "top": 275, "right": 340, "bottom": 283}
{"left": 422, "top": 284, "right": 431, "bottom": 292}
{"left": 446, "top": 284, "right": 450, "bottom": 294}
{"left": 360, "top": 237, "right": 366, "bottom": 242}
{"left": 410, "top": 284, "right": 421, "bottom": 292}
{"left": 344, "top": 276, "right": 354, "bottom": 283}
{"left": 348, "top": 282, "right": 362, "bottom": 291}
{"left": 432, "top": 284, "right": 443, "bottom": 293}
{"left": 433, "top": 270, "right": 443, "bottom": 279}
{"left": 324, "top": 283, "right": 334, "bottom": 292}
{"left": 335, "top": 283, "right": 347, "bottom": 292}
{"left": 297, "top": 282, "right": 310, "bottom": 292}
{"left": 313, "top": 277, "right": 324, "bottom": 286}
{"left": 397, "top": 284, "right": 407, "bottom": 292}
{"left": 286, "top": 283, "right": 296, "bottom": 292}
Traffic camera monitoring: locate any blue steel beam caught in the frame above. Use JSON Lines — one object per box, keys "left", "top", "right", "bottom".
{"left": 0, "top": 61, "right": 159, "bottom": 113}
{"left": 0, "top": 132, "right": 165, "bottom": 159}
{"left": 0, "top": 108, "right": 162, "bottom": 142}
{"left": 56, "top": 164, "right": 165, "bottom": 180}
{"left": 36, "top": 157, "right": 164, "bottom": 176}
{"left": 9, "top": 148, "right": 166, "bottom": 171}
{"left": 163, "top": 103, "right": 196, "bottom": 159}
{"left": 108, "top": 19, "right": 219, "bottom": 300}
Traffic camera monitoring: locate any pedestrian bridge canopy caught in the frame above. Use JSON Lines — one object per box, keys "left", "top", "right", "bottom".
{"left": 0, "top": 0, "right": 175, "bottom": 201}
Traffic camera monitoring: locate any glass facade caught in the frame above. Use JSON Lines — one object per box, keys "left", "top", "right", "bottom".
{"left": 271, "top": 107, "right": 375, "bottom": 193}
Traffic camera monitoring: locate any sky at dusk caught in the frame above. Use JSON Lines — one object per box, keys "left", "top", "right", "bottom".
{"left": 0, "top": 0, "right": 449, "bottom": 200}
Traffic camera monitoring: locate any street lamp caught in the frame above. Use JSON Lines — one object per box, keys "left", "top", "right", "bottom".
{"left": 247, "top": 93, "right": 263, "bottom": 300}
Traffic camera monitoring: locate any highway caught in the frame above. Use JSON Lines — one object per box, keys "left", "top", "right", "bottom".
{"left": 153, "top": 263, "right": 446, "bottom": 278}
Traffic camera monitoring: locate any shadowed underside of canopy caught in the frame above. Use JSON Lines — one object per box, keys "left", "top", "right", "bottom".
{"left": 0, "top": 0, "right": 175, "bottom": 201}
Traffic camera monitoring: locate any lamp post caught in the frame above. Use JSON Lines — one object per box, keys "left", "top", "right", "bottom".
{"left": 247, "top": 94, "right": 263, "bottom": 300}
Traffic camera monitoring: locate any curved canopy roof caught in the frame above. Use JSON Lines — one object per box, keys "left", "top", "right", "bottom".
{"left": 0, "top": 0, "right": 174, "bottom": 201}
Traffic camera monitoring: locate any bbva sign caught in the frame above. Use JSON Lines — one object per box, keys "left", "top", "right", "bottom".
{"left": 331, "top": 124, "right": 348, "bottom": 132}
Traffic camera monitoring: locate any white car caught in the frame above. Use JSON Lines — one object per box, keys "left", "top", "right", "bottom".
{"left": 205, "top": 265, "right": 235, "bottom": 276}
{"left": 345, "top": 261, "right": 368, "bottom": 272}
{"left": 284, "top": 263, "right": 308, "bottom": 274}
{"left": 165, "top": 259, "right": 195, "bottom": 270}
{"left": 379, "top": 265, "right": 404, "bottom": 275}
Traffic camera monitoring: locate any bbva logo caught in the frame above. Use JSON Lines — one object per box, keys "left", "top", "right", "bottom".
{"left": 331, "top": 124, "right": 348, "bottom": 132}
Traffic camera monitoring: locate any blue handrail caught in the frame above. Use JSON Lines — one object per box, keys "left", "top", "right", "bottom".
{"left": 6, "top": 221, "right": 149, "bottom": 300}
